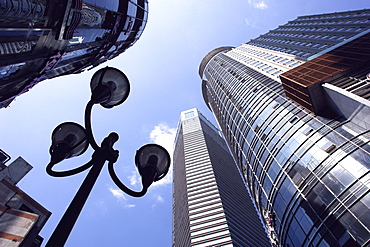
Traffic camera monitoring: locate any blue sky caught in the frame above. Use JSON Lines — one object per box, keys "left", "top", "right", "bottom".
{"left": 0, "top": 0, "right": 369, "bottom": 246}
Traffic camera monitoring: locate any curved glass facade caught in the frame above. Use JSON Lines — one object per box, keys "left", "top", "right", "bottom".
{"left": 200, "top": 47, "right": 370, "bottom": 246}
{"left": 0, "top": 0, "right": 148, "bottom": 108}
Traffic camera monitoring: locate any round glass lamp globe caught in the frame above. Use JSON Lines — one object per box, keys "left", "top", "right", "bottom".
{"left": 135, "top": 144, "right": 171, "bottom": 182}
{"left": 90, "top": 67, "right": 130, "bottom": 108}
{"left": 50, "top": 122, "right": 89, "bottom": 159}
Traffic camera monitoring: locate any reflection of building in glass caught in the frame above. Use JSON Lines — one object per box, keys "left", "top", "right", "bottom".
{"left": 199, "top": 9, "right": 370, "bottom": 247}
{"left": 172, "top": 109, "right": 270, "bottom": 247}
{"left": 0, "top": 149, "right": 51, "bottom": 246}
{"left": 0, "top": 0, "right": 148, "bottom": 108}
{"left": 80, "top": 4, "right": 103, "bottom": 27}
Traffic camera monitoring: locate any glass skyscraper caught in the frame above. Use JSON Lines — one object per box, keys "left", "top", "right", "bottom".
{"left": 0, "top": 0, "right": 148, "bottom": 108}
{"left": 172, "top": 109, "right": 270, "bottom": 247}
{"left": 199, "top": 9, "right": 370, "bottom": 247}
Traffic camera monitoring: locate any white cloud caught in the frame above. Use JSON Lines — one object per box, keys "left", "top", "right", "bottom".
{"left": 156, "top": 195, "right": 164, "bottom": 203}
{"left": 248, "top": 0, "right": 268, "bottom": 9}
{"left": 148, "top": 123, "right": 176, "bottom": 187}
{"left": 107, "top": 185, "right": 136, "bottom": 208}
{"left": 245, "top": 18, "right": 257, "bottom": 28}
{"left": 149, "top": 123, "right": 176, "bottom": 153}
{"left": 151, "top": 194, "right": 165, "bottom": 208}
{"left": 128, "top": 171, "right": 139, "bottom": 186}
{"left": 255, "top": 2, "right": 268, "bottom": 9}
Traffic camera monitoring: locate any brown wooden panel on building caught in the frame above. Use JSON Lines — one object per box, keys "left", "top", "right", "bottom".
{"left": 280, "top": 33, "right": 370, "bottom": 114}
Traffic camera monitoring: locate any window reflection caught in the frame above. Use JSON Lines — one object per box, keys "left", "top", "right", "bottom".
{"left": 322, "top": 172, "right": 346, "bottom": 196}
{"left": 288, "top": 161, "right": 309, "bottom": 186}
{"left": 0, "top": 63, "right": 25, "bottom": 79}
{"left": 84, "top": 0, "right": 119, "bottom": 12}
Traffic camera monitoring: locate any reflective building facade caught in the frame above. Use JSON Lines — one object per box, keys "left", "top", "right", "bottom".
{"left": 172, "top": 109, "right": 270, "bottom": 247}
{"left": 0, "top": 0, "right": 148, "bottom": 108}
{"left": 199, "top": 9, "right": 370, "bottom": 247}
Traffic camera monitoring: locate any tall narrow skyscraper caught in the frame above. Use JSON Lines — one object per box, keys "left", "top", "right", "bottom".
{"left": 172, "top": 109, "right": 270, "bottom": 247}
{"left": 199, "top": 9, "right": 370, "bottom": 247}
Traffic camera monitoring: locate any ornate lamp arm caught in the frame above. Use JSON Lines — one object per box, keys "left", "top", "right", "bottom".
{"left": 108, "top": 160, "right": 147, "bottom": 197}
{"left": 45, "top": 67, "right": 170, "bottom": 246}
{"left": 46, "top": 160, "right": 94, "bottom": 177}
{"left": 84, "top": 100, "right": 99, "bottom": 150}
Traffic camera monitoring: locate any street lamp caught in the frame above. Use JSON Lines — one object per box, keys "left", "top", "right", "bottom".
{"left": 45, "top": 67, "right": 171, "bottom": 247}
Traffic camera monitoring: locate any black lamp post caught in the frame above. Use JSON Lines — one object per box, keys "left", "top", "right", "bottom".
{"left": 45, "top": 67, "right": 171, "bottom": 247}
